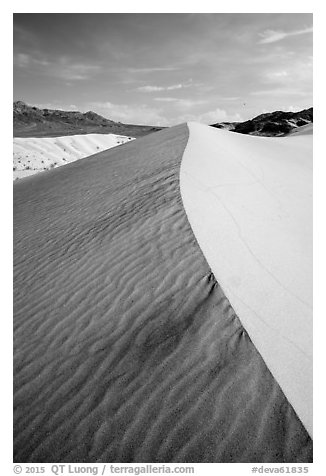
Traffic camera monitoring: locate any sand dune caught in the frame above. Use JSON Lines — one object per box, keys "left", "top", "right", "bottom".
{"left": 287, "top": 123, "right": 313, "bottom": 136}
{"left": 14, "top": 124, "right": 312, "bottom": 462}
{"left": 13, "top": 133, "right": 134, "bottom": 180}
{"left": 181, "top": 123, "right": 312, "bottom": 436}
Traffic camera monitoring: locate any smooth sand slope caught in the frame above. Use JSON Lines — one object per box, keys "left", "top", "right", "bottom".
{"left": 181, "top": 122, "right": 312, "bottom": 436}
{"left": 13, "top": 133, "right": 134, "bottom": 179}
{"left": 287, "top": 123, "right": 313, "bottom": 136}
{"left": 14, "top": 125, "right": 312, "bottom": 463}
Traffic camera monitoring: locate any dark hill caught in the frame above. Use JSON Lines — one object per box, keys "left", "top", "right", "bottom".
{"left": 211, "top": 107, "right": 313, "bottom": 136}
{"left": 13, "top": 101, "right": 163, "bottom": 138}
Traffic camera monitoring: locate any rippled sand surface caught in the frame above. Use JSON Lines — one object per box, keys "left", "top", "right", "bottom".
{"left": 14, "top": 124, "right": 312, "bottom": 462}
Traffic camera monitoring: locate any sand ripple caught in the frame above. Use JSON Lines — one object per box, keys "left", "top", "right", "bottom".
{"left": 14, "top": 125, "right": 312, "bottom": 462}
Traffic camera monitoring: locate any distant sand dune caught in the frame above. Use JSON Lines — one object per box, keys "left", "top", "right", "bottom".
{"left": 14, "top": 125, "right": 312, "bottom": 462}
{"left": 13, "top": 133, "right": 134, "bottom": 180}
{"left": 287, "top": 123, "right": 313, "bottom": 136}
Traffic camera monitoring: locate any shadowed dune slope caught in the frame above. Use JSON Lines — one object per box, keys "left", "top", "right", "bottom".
{"left": 14, "top": 124, "right": 312, "bottom": 463}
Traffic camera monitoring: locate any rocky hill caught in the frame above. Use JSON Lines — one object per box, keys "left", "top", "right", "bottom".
{"left": 13, "top": 101, "right": 163, "bottom": 138}
{"left": 211, "top": 107, "right": 313, "bottom": 136}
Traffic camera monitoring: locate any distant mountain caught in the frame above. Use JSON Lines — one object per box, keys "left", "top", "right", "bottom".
{"left": 13, "top": 101, "right": 163, "bottom": 138}
{"left": 14, "top": 101, "right": 313, "bottom": 139}
{"left": 211, "top": 107, "right": 313, "bottom": 136}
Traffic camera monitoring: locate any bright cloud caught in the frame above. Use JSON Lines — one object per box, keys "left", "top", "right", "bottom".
{"left": 264, "top": 71, "right": 289, "bottom": 81}
{"left": 287, "top": 105, "right": 303, "bottom": 113}
{"left": 258, "top": 27, "right": 313, "bottom": 44}
{"left": 175, "top": 108, "right": 243, "bottom": 125}
{"left": 137, "top": 83, "right": 185, "bottom": 92}
{"left": 154, "top": 97, "right": 206, "bottom": 108}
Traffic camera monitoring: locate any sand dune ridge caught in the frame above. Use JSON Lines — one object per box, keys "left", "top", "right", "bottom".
{"left": 14, "top": 124, "right": 312, "bottom": 462}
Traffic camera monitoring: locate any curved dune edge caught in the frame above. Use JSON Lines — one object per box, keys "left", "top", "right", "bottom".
{"left": 180, "top": 122, "right": 312, "bottom": 436}
{"left": 14, "top": 124, "right": 312, "bottom": 462}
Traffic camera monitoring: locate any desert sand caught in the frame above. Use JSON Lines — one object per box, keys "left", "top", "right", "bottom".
{"left": 13, "top": 133, "right": 134, "bottom": 180}
{"left": 287, "top": 123, "right": 313, "bottom": 136}
{"left": 180, "top": 123, "right": 312, "bottom": 437}
{"left": 14, "top": 124, "right": 312, "bottom": 462}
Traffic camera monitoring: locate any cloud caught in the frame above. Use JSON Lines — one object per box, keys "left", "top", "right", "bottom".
{"left": 175, "top": 99, "right": 206, "bottom": 109}
{"left": 14, "top": 53, "right": 31, "bottom": 68}
{"left": 125, "top": 66, "right": 178, "bottom": 74}
{"left": 259, "top": 56, "right": 312, "bottom": 95}
{"left": 219, "top": 97, "right": 240, "bottom": 101}
{"left": 14, "top": 52, "right": 101, "bottom": 81}
{"left": 89, "top": 101, "right": 169, "bottom": 126}
{"left": 137, "top": 83, "right": 185, "bottom": 92}
{"left": 250, "top": 88, "right": 308, "bottom": 97}
{"left": 13, "top": 24, "right": 38, "bottom": 46}
{"left": 164, "top": 84, "right": 184, "bottom": 91}
{"left": 87, "top": 99, "right": 224, "bottom": 126}
{"left": 264, "top": 70, "right": 289, "bottom": 81}
{"left": 175, "top": 108, "right": 243, "bottom": 125}
{"left": 258, "top": 26, "right": 313, "bottom": 44}
{"left": 54, "top": 62, "right": 101, "bottom": 81}
{"left": 137, "top": 85, "right": 166, "bottom": 92}
{"left": 34, "top": 103, "right": 78, "bottom": 111}
{"left": 48, "top": 56, "right": 101, "bottom": 81}
{"left": 14, "top": 53, "right": 49, "bottom": 68}
{"left": 154, "top": 97, "right": 178, "bottom": 102}
{"left": 154, "top": 97, "right": 207, "bottom": 109}
{"left": 198, "top": 108, "right": 243, "bottom": 124}
{"left": 287, "top": 105, "right": 303, "bottom": 113}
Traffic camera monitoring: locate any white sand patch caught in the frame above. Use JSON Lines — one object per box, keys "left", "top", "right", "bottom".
{"left": 287, "top": 123, "right": 313, "bottom": 136}
{"left": 180, "top": 122, "right": 312, "bottom": 436}
{"left": 13, "top": 133, "right": 135, "bottom": 180}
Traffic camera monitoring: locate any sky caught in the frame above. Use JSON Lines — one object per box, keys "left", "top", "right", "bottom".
{"left": 13, "top": 13, "right": 313, "bottom": 126}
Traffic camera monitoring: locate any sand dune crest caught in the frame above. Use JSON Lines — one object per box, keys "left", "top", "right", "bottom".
{"left": 14, "top": 124, "right": 312, "bottom": 462}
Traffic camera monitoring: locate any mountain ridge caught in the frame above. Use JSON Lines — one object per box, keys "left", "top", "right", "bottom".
{"left": 211, "top": 107, "right": 313, "bottom": 136}
{"left": 14, "top": 101, "right": 313, "bottom": 138}
{"left": 13, "top": 101, "right": 163, "bottom": 138}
